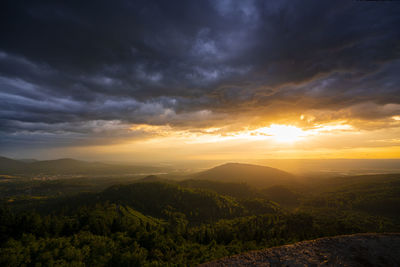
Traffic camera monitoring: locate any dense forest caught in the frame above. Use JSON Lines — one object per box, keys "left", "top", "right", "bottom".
{"left": 0, "top": 161, "right": 399, "bottom": 266}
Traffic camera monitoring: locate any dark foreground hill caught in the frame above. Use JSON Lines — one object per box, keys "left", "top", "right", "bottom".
{"left": 193, "top": 163, "right": 296, "bottom": 188}
{"left": 1, "top": 174, "right": 400, "bottom": 266}
{"left": 33, "top": 182, "right": 280, "bottom": 223}
{"left": 200, "top": 233, "right": 400, "bottom": 267}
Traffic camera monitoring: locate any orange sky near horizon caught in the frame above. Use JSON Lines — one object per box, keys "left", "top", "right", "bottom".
{"left": 43, "top": 115, "right": 400, "bottom": 162}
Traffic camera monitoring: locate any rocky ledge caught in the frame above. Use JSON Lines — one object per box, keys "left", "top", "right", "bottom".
{"left": 200, "top": 233, "right": 400, "bottom": 267}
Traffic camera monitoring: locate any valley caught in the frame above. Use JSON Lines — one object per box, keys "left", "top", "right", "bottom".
{"left": 0, "top": 157, "right": 399, "bottom": 265}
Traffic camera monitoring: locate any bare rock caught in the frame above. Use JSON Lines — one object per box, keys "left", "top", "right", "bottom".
{"left": 200, "top": 233, "right": 400, "bottom": 267}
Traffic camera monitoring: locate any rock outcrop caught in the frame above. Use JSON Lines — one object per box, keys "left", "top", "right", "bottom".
{"left": 200, "top": 233, "right": 400, "bottom": 266}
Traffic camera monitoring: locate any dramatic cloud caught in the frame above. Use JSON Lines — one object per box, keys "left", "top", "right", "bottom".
{"left": 0, "top": 0, "right": 399, "bottom": 158}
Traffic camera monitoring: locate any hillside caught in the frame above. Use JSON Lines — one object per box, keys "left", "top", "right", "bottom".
{"left": 261, "top": 185, "right": 300, "bottom": 207}
{"left": 0, "top": 156, "right": 26, "bottom": 173}
{"left": 101, "top": 182, "right": 245, "bottom": 222}
{"left": 135, "top": 175, "right": 167, "bottom": 183}
{"left": 23, "top": 182, "right": 279, "bottom": 224}
{"left": 178, "top": 179, "right": 257, "bottom": 199}
{"left": 201, "top": 233, "right": 400, "bottom": 266}
{"left": 307, "top": 173, "right": 400, "bottom": 193}
{"left": 2, "top": 175, "right": 400, "bottom": 266}
{"left": 302, "top": 173, "right": 400, "bottom": 219}
{"left": 193, "top": 163, "right": 296, "bottom": 188}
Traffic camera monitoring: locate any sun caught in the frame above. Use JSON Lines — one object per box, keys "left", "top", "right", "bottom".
{"left": 257, "top": 124, "right": 306, "bottom": 143}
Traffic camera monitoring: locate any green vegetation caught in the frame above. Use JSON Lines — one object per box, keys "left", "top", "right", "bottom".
{"left": 1, "top": 162, "right": 400, "bottom": 266}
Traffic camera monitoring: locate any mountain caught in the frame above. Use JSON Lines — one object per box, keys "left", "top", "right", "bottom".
{"left": 28, "top": 158, "right": 106, "bottom": 172}
{"left": 201, "top": 233, "right": 400, "bottom": 266}
{"left": 18, "top": 159, "right": 38, "bottom": 163}
{"left": 35, "top": 181, "right": 280, "bottom": 223}
{"left": 135, "top": 175, "right": 166, "bottom": 183}
{"left": 0, "top": 156, "right": 168, "bottom": 176}
{"left": 192, "top": 163, "right": 296, "bottom": 188}
{"left": 101, "top": 182, "right": 245, "bottom": 222}
{"left": 40, "top": 182, "right": 247, "bottom": 223}
{"left": 0, "top": 156, "right": 27, "bottom": 173}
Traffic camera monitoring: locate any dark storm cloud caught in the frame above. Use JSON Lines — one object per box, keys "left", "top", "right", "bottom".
{"left": 1, "top": 0, "right": 400, "bottom": 147}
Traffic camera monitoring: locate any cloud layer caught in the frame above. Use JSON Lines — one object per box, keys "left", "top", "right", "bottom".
{"left": 1, "top": 0, "right": 400, "bottom": 154}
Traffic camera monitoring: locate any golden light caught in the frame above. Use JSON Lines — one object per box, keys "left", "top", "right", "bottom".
{"left": 255, "top": 124, "right": 307, "bottom": 143}
{"left": 127, "top": 121, "right": 355, "bottom": 146}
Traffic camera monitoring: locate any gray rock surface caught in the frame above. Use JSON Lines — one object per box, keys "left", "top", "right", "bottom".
{"left": 200, "top": 233, "right": 400, "bottom": 267}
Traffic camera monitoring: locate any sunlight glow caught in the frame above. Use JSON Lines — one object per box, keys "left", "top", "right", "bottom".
{"left": 128, "top": 122, "right": 355, "bottom": 145}
{"left": 255, "top": 124, "right": 307, "bottom": 143}
{"left": 312, "top": 123, "right": 353, "bottom": 133}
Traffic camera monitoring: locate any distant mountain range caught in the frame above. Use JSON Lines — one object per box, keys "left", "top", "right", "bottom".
{"left": 0, "top": 157, "right": 304, "bottom": 188}
{"left": 0, "top": 156, "right": 300, "bottom": 188}
{"left": 0, "top": 156, "right": 169, "bottom": 176}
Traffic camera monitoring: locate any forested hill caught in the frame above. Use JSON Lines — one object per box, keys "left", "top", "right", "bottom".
{"left": 21, "top": 182, "right": 280, "bottom": 223}
{"left": 1, "top": 172, "right": 400, "bottom": 265}
{"left": 192, "top": 163, "right": 297, "bottom": 188}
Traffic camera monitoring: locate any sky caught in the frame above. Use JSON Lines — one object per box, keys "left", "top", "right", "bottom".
{"left": 1, "top": 0, "right": 400, "bottom": 162}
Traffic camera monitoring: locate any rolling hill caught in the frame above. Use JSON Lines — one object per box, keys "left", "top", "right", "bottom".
{"left": 192, "top": 163, "right": 297, "bottom": 188}
{"left": 261, "top": 185, "right": 300, "bottom": 207}
{"left": 12, "top": 181, "right": 281, "bottom": 223}
{"left": 178, "top": 179, "right": 257, "bottom": 199}
{"left": 0, "top": 156, "right": 26, "bottom": 173}
{"left": 302, "top": 173, "right": 400, "bottom": 219}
